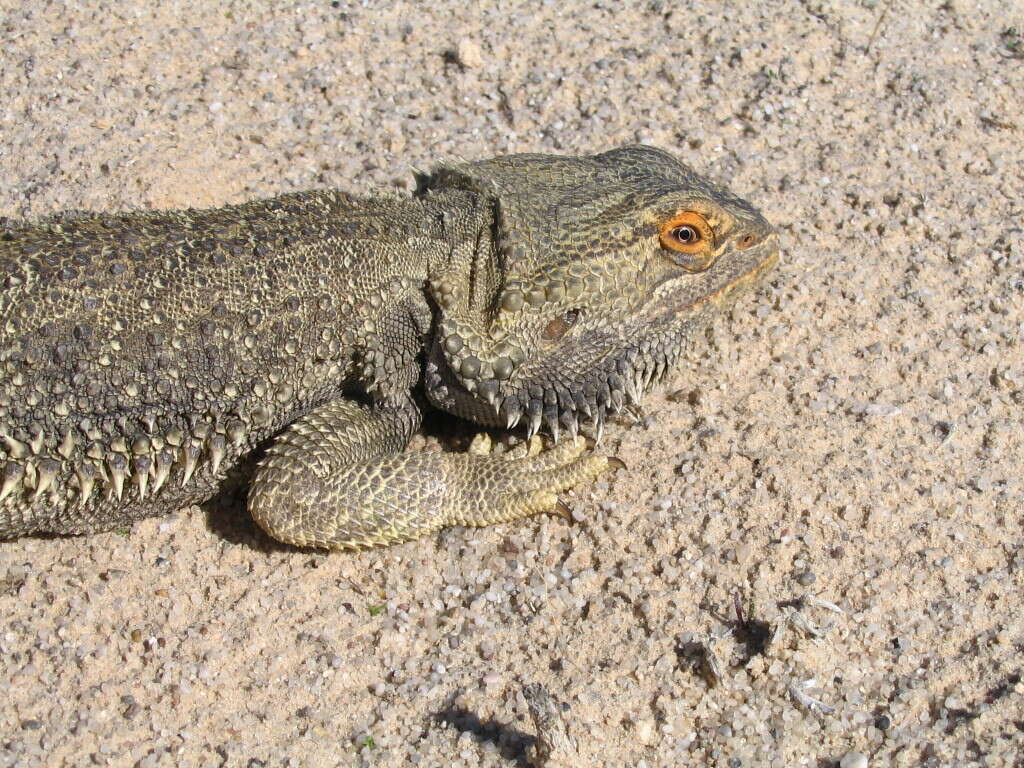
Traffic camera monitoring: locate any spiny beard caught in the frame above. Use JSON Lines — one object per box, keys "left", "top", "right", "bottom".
{"left": 500, "top": 329, "right": 687, "bottom": 444}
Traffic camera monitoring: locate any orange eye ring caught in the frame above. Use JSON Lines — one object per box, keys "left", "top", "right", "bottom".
{"left": 659, "top": 211, "right": 713, "bottom": 254}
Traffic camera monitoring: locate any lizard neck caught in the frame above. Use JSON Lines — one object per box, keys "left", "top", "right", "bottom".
{"left": 324, "top": 187, "right": 490, "bottom": 284}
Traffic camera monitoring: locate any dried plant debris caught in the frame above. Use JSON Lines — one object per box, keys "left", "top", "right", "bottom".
{"left": 523, "top": 683, "right": 579, "bottom": 768}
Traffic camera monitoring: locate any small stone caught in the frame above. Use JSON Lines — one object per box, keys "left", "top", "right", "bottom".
{"left": 21, "top": 719, "right": 43, "bottom": 730}
{"left": 796, "top": 570, "right": 816, "bottom": 586}
{"left": 455, "top": 39, "right": 483, "bottom": 68}
{"left": 482, "top": 672, "right": 501, "bottom": 687}
{"left": 634, "top": 718, "right": 655, "bottom": 744}
{"left": 839, "top": 752, "right": 868, "bottom": 768}
{"left": 874, "top": 714, "right": 891, "bottom": 730}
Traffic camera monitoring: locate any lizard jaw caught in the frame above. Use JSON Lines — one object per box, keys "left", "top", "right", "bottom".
{"left": 424, "top": 237, "right": 779, "bottom": 443}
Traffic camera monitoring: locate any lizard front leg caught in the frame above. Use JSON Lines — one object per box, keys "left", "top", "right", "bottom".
{"left": 248, "top": 398, "right": 621, "bottom": 550}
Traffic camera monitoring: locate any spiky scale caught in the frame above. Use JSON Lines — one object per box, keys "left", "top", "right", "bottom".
{"left": 58, "top": 430, "right": 76, "bottom": 459}
{"left": 0, "top": 463, "right": 24, "bottom": 503}
{"left": 33, "top": 459, "right": 60, "bottom": 500}
{"left": 208, "top": 435, "right": 226, "bottom": 476}
{"left": 501, "top": 397, "right": 522, "bottom": 430}
{"left": 526, "top": 399, "right": 543, "bottom": 440}
{"left": 3, "top": 436, "right": 28, "bottom": 460}
{"left": 180, "top": 443, "right": 201, "bottom": 487}
{"left": 28, "top": 430, "right": 45, "bottom": 455}
{"left": 108, "top": 454, "right": 128, "bottom": 501}
{"left": 76, "top": 463, "right": 97, "bottom": 504}
{"left": 544, "top": 408, "right": 560, "bottom": 444}
{"left": 152, "top": 450, "right": 174, "bottom": 493}
{"left": 134, "top": 455, "right": 152, "bottom": 500}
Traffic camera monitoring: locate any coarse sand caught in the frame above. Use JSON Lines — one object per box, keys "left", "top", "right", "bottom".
{"left": 1, "top": 2, "right": 1022, "bottom": 766}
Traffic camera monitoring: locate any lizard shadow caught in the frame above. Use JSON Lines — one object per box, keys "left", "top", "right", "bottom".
{"left": 434, "top": 703, "right": 535, "bottom": 766}
{"left": 200, "top": 449, "right": 291, "bottom": 552}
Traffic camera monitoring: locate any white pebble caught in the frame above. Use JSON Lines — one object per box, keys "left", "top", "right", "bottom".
{"left": 455, "top": 39, "right": 483, "bottom": 68}
{"left": 839, "top": 752, "right": 868, "bottom": 768}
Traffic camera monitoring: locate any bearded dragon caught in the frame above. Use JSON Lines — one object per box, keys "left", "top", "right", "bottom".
{"left": 0, "top": 146, "right": 777, "bottom": 549}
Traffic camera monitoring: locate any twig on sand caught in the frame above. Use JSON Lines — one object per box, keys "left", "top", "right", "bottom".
{"left": 865, "top": 0, "right": 896, "bottom": 56}
{"left": 524, "top": 683, "right": 579, "bottom": 768}
{"left": 789, "top": 679, "right": 836, "bottom": 715}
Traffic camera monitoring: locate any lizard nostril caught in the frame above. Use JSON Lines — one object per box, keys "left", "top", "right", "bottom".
{"left": 736, "top": 232, "right": 758, "bottom": 250}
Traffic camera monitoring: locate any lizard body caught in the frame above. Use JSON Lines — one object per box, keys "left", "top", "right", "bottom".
{"left": 0, "top": 146, "right": 777, "bottom": 549}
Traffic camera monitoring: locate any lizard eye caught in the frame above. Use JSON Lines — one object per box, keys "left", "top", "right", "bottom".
{"left": 659, "top": 211, "right": 713, "bottom": 255}
{"left": 671, "top": 225, "right": 699, "bottom": 244}
{"left": 542, "top": 308, "right": 580, "bottom": 342}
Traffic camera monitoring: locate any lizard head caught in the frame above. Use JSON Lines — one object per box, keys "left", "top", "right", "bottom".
{"left": 419, "top": 145, "right": 778, "bottom": 439}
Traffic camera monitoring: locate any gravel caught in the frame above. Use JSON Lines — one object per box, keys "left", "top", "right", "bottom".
{"left": 2, "top": 1, "right": 1023, "bottom": 767}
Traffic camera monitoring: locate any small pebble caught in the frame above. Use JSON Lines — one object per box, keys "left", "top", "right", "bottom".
{"left": 634, "top": 718, "right": 654, "bottom": 744}
{"left": 455, "top": 39, "right": 483, "bottom": 68}
{"left": 874, "top": 714, "right": 891, "bottom": 730}
{"left": 796, "top": 571, "right": 816, "bottom": 586}
{"left": 839, "top": 751, "right": 868, "bottom": 768}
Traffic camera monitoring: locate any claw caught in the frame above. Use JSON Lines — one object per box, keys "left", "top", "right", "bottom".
{"left": 552, "top": 500, "right": 572, "bottom": 520}
{"left": 606, "top": 456, "right": 627, "bottom": 471}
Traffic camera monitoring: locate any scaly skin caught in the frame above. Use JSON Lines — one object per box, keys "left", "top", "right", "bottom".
{"left": 0, "top": 146, "right": 777, "bottom": 549}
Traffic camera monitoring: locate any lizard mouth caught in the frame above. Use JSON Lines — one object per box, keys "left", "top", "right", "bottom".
{"left": 510, "top": 240, "right": 780, "bottom": 442}
{"left": 683, "top": 242, "right": 779, "bottom": 314}
{"left": 663, "top": 235, "right": 780, "bottom": 321}
{"left": 425, "top": 237, "right": 780, "bottom": 442}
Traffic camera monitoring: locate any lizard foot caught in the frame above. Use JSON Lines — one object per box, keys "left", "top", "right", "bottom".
{"left": 449, "top": 436, "right": 624, "bottom": 528}
{"left": 249, "top": 398, "right": 623, "bottom": 550}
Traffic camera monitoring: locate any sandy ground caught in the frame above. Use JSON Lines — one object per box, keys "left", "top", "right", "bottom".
{"left": 1, "top": 1, "right": 1023, "bottom": 766}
